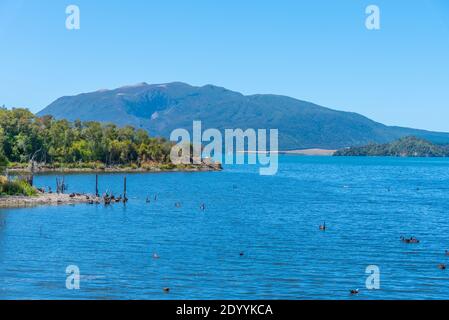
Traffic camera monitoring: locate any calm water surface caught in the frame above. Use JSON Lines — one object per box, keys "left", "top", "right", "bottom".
{"left": 1, "top": 156, "right": 449, "bottom": 299}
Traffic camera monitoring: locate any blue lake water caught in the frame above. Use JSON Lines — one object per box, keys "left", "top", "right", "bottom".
{"left": 1, "top": 156, "right": 449, "bottom": 300}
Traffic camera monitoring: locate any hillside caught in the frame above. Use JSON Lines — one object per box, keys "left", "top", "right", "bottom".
{"left": 334, "top": 136, "right": 449, "bottom": 157}
{"left": 37, "top": 82, "right": 449, "bottom": 150}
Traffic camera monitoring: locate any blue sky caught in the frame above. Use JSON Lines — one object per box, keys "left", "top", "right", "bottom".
{"left": 1, "top": 0, "right": 448, "bottom": 131}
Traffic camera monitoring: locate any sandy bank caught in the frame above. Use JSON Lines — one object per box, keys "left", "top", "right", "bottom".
{"left": 0, "top": 192, "right": 101, "bottom": 208}
{"left": 282, "top": 149, "right": 337, "bottom": 156}
{"left": 237, "top": 149, "right": 336, "bottom": 156}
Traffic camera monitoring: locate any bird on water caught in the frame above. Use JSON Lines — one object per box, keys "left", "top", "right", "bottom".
{"left": 319, "top": 222, "right": 326, "bottom": 231}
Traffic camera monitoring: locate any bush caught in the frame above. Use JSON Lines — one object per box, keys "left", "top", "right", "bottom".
{"left": 51, "top": 161, "right": 106, "bottom": 170}
{"left": 6, "top": 162, "right": 28, "bottom": 169}
{"left": 159, "top": 163, "right": 176, "bottom": 170}
{"left": 0, "top": 177, "right": 37, "bottom": 196}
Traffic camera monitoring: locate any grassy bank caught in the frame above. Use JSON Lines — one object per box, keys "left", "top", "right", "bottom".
{"left": 0, "top": 176, "right": 37, "bottom": 196}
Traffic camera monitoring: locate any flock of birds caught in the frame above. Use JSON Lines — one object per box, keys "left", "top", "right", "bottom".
{"left": 145, "top": 193, "right": 206, "bottom": 212}
{"left": 318, "top": 221, "right": 448, "bottom": 296}
{"left": 144, "top": 194, "right": 245, "bottom": 294}
{"left": 4, "top": 181, "right": 446, "bottom": 297}
{"left": 71, "top": 187, "right": 449, "bottom": 296}
{"left": 68, "top": 192, "right": 129, "bottom": 205}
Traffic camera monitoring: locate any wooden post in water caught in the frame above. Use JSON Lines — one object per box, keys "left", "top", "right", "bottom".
{"left": 95, "top": 175, "right": 99, "bottom": 197}
{"left": 124, "top": 176, "right": 127, "bottom": 198}
{"left": 123, "top": 176, "right": 128, "bottom": 203}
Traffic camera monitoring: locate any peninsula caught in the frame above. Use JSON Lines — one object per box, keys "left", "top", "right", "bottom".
{"left": 334, "top": 136, "right": 449, "bottom": 157}
{"left": 0, "top": 108, "right": 221, "bottom": 175}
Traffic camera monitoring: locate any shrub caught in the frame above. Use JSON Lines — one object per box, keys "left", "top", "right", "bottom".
{"left": 159, "top": 163, "right": 176, "bottom": 170}
{"left": 0, "top": 177, "right": 37, "bottom": 196}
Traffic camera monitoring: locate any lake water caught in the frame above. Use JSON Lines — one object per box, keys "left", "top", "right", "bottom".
{"left": 1, "top": 156, "right": 449, "bottom": 300}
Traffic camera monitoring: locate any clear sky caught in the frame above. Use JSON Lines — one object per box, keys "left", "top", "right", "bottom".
{"left": 1, "top": 0, "right": 448, "bottom": 131}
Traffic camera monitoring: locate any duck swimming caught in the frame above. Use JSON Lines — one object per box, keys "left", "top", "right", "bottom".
{"left": 400, "top": 236, "right": 420, "bottom": 244}
{"left": 438, "top": 264, "right": 446, "bottom": 270}
{"left": 409, "top": 237, "right": 419, "bottom": 244}
{"left": 319, "top": 222, "right": 326, "bottom": 231}
{"left": 350, "top": 289, "right": 359, "bottom": 295}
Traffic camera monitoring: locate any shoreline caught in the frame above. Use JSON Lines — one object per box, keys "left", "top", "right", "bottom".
{"left": 237, "top": 149, "right": 336, "bottom": 156}
{"left": 1, "top": 163, "right": 222, "bottom": 209}
{"left": 6, "top": 163, "right": 223, "bottom": 175}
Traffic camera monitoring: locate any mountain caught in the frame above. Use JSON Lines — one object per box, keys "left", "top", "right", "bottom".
{"left": 37, "top": 82, "right": 449, "bottom": 150}
{"left": 334, "top": 136, "right": 449, "bottom": 157}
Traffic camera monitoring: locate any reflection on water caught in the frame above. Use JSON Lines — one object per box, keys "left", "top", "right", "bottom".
{"left": 1, "top": 156, "right": 449, "bottom": 300}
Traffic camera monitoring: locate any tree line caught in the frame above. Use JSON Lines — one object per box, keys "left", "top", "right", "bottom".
{"left": 0, "top": 107, "right": 174, "bottom": 169}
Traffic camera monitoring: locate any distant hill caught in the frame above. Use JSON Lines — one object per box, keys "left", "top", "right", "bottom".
{"left": 334, "top": 136, "right": 449, "bottom": 157}
{"left": 37, "top": 82, "right": 449, "bottom": 150}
